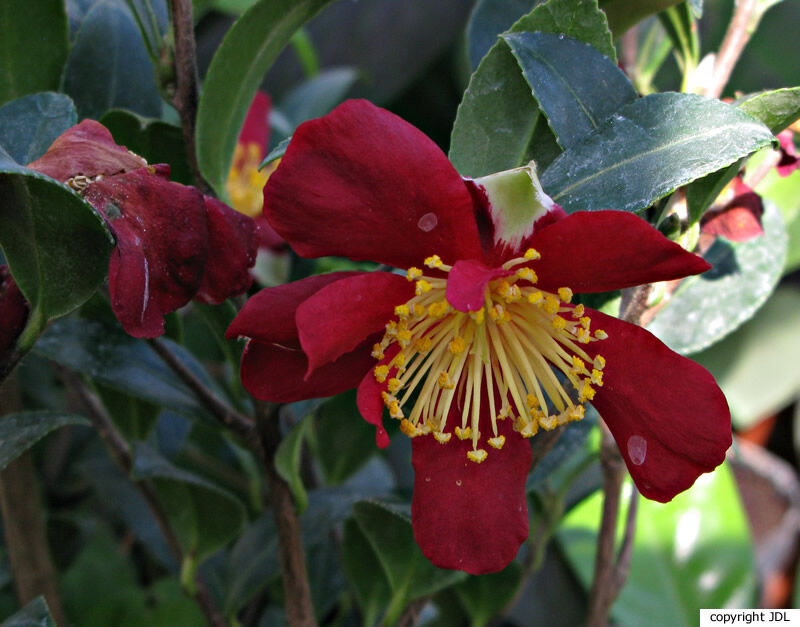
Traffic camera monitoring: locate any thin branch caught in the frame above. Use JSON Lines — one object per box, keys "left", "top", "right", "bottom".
{"left": 60, "top": 368, "right": 228, "bottom": 627}
{"left": 169, "top": 0, "right": 210, "bottom": 192}
{"left": 611, "top": 487, "right": 639, "bottom": 596}
{"left": 705, "top": 0, "right": 758, "bottom": 99}
{"left": 147, "top": 337, "right": 255, "bottom": 440}
{"left": 254, "top": 400, "right": 317, "bottom": 627}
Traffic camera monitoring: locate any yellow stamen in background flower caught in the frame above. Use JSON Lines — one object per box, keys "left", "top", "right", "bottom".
{"left": 226, "top": 143, "right": 277, "bottom": 217}
{"left": 372, "top": 251, "right": 608, "bottom": 463}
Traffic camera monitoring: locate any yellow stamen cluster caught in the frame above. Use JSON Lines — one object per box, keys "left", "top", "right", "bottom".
{"left": 372, "top": 250, "right": 607, "bottom": 464}
{"left": 226, "top": 143, "right": 278, "bottom": 217}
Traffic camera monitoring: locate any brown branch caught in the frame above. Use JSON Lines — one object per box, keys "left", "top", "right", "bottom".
{"left": 705, "top": 0, "right": 757, "bottom": 99}
{"left": 169, "top": 0, "right": 210, "bottom": 192}
{"left": 611, "top": 487, "right": 639, "bottom": 596}
{"left": 147, "top": 337, "right": 255, "bottom": 440}
{"left": 59, "top": 368, "right": 228, "bottom": 627}
{"left": 254, "top": 400, "right": 317, "bottom": 627}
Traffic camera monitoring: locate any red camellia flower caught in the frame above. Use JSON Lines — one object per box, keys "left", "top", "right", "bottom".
{"left": 226, "top": 100, "right": 731, "bottom": 574}
{"left": 0, "top": 265, "right": 29, "bottom": 368}
{"left": 28, "top": 121, "right": 257, "bottom": 338}
{"left": 700, "top": 178, "right": 764, "bottom": 242}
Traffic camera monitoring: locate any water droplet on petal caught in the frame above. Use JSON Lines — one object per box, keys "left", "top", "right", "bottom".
{"left": 627, "top": 435, "right": 647, "bottom": 465}
{"left": 417, "top": 212, "right": 438, "bottom": 232}
{"left": 455, "top": 479, "right": 462, "bottom": 486}
{"left": 425, "top": 476, "right": 431, "bottom": 482}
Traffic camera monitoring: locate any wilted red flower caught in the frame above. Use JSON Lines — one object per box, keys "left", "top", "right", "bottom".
{"left": 28, "top": 121, "right": 257, "bottom": 338}
{"left": 0, "top": 265, "right": 29, "bottom": 367}
{"left": 227, "top": 100, "right": 731, "bottom": 574}
{"left": 701, "top": 178, "right": 764, "bottom": 242}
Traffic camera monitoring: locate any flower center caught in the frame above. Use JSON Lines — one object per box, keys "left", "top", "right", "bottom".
{"left": 226, "top": 142, "right": 277, "bottom": 218}
{"left": 372, "top": 249, "right": 607, "bottom": 464}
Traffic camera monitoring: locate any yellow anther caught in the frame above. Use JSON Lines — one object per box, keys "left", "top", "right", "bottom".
{"left": 467, "top": 449, "right": 488, "bottom": 463}
{"left": 415, "top": 280, "right": 432, "bottom": 295}
{"left": 397, "top": 329, "right": 412, "bottom": 347}
{"left": 580, "top": 316, "right": 591, "bottom": 329}
{"left": 389, "top": 400, "right": 404, "bottom": 419}
{"left": 552, "top": 315, "right": 567, "bottom": 331}
{"left": 506, "top": 284, "right": 522, "bottom": 302}
{"left": 437, "top": 371, "right": 455, "bottom": 390}
{"left": 385, "top": 320, "right": 398, "bottom": 335}
{"left": 591, "top": 369, "right": 604, "bottom": 386}
{"left": 579, "top": 380, "right": 596, "bottom": 402}
{"left": 448, "top": 336, "right": 466, "bottom": 354}
{"left": 381, "top": 391, "right": 392, "bottom": 404}
{"left": 394, "top": 304, "right": 410, "bottom": 318}
{"left": 498, "top": 405, "right": 512, "bottom": 420}
{"left": 595, "top": 329, "right": 608, "bottom": 340}
{"left": 433, "top": 431, "right": 452, "bottom": 444}
{"left": 454, "top": 426, "right": 472, "bottom": 440}
{"left": 576, "top": 327, "right": 591, "bottom": 344}
{"left": 414, "top": 337, "right": 432, "bottom": 352}
{"left": 374, "top": 365, "right": 389, "bottom": 383}
{"left": 519, "top": 419, "right": 539, "bottom": 438}
{"left": 400, "top": 419, "right": 419, "bottom": 437}
{"left": 413, "top": 304, "right": 426, "bottom": 318}
{"left": 543, "top": 294, "right": 560, "bottom": 315}
{"left": 516, "top": 267, "right": 538, "bottom": 283}
{"left": 569, "top": 405, "right": 585, "bottom": 422}
{"left": 387, "top": 377, "right": 402, "bottom": 394}
{"left": 593, "top": 355, "right": 606, "bottom": 370}
{"left": 557, "top": 287, "right": 573, "bottom": 303}
{"left": 526, "top": 393, "right": 539, "bottom": 409}
{"left": 469, "top": 308, "right": 485, "bottom": 324}
{"left": 371, "top": 343, "right": 385, "bottom": 360}
{"left": 488, "top": 435, "right": 506, "bottom": 450}
{"left": 497, "top": 281, "right": 512, "bottom": 298}
{"left": 427, "top": 301, "right": 449, "bottom": 318}
{"left": 406, "top": 267, "right": 423, "bottom": 280}
{"left": 424, "top": 254, "right": 443, "bottom": 268}
{"left": 571, "top": 356, "right": 586, "bottom": 374}
{"left": 571, "top": 304, "right": 585, "bottom": 318}
{"left": 524, "top": 248, "right": 541, "bottom": 260}
{"left": 527, "top": 291, "right": 543, "bottom": 304}
{"left": 539, "top": 414, "right": 558, "bottom": 431}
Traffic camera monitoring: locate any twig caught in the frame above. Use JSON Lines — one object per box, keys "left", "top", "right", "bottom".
{"left": 612, "top": 487, "right": 639, "bottom": 596}
{"left": 147, "top": 337, "right": 255, "bottom": 440}
{"left": 60, "top": 368, "right": 228, "bottom": 627}
{"left": 169, "top": 0, "right": 210, "bottom": 192}
{"left": 254, "top": 400, "right": 317, "bottom": 627}
{"left": 705, "top": 0, "right": 758, "bottom": 99}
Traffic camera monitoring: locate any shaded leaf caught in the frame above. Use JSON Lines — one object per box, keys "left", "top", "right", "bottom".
{"left": 452, "top": 562, "right": 524, "bottom": 626}
{"left": 466, "top": 0, "right": 532, "bottom": 70}
{"left": 196, "top": 0, "right": 336, "bottom": 195}
{"left": 647, "top": 202, "right": 786, "bottom": 355}
{"left": 0, "top": 411, "right": 88, "bottom": 471}
{"left": 342, "top": 518, "right": 392, "bottom": 627}
{"left": 274, "top": 415, "right": 313, "bottom": 513}
{"left": 599, "top": 0, "right": 683, "bottom": 37}
{"left": 0, "top": 0, "right": 68, "bottom": 106}
{"left": 541, "top": 93, "right": 776, "bottom": 215}
{"left": 280, "top": 67, "right": 359, "bottom": 129}
{"left": 0, "top": 597, "right": 55, "bottom": 627}
{"left": 0, "top": 93, "right": 77, "bottom": 164}
{"left": 450, "top": 0, "right": 614, "bottom": 178}
{"left": 503, "top": 31, "right": 637, "bottom": 150}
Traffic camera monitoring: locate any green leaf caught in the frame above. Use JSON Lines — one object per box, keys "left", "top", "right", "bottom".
{"left": 314, "top": 390, "right": 377, "bottom": 485}
{"left": 691, "top": 287, "right": 800, "bottom": 429}
{"left": 0, "top": 597, "right": 55, "bottom": 627}
{"left": 131, "top": 443, "right": 245, "bottom": 562}
{"left": 95, "top": 383, "right": 161, "bottom": 441}
{"left": 647, "top": 202, "right": 786, "bottom": 355}
{"left": 261, "top": 137, "right": 290, "bottom": 169}
{"left": 99, "top": 110, "right": 192, "bottom": 185}
{"left": 466, "top": 0, "right": 532, "bottom": 70}
{"left": 280, "top": 67, "right": 358, "bottom": 129}
{"left": 452, "top": 562, "right": 524, "bottom": 626}
{"left": 274, "top": 415, "right": 313, "bottom": 514}
{"left": 541, "top": 93, "right": 776, "bottom": 214}
{"left": 502, "top": 32, "right": 637, "bottom": 150}
{"left": 449, "top": 0, "right": 614, "bottom": 178}
{"left": 599, "top": 0, "right": 683, "bottom": 38}
{"left": 0, "top": 93, "right": 77, "bottom": 164}
{"left": 34, "top": 319, "right": 218, "bottom": 423}
{"left": 342, "top": 518, "right": 393, "bottom": 627}
{"left": 0, "top": 411, "right": 89, "bottom": 471}
{"left": 0, "top": 0, "right": 68, "bottom": 106}
{"left": 352, "top": 501, "right": 466, "bottom": 625}
{"left": 62, "top": 1, "right": 162, "bottom": 119}
{"left": 0, "top": 158, "right": 114, "bottom": 325}
{"left": 559, "top": 462, "right": 756, "bottom": 625}
{"left": 196, "top": 0, "right": 336, "bottom": 196}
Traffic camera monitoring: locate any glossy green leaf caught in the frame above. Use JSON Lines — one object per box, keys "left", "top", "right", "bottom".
{"left": 96, "top": 383, "right": 160, "bottom": 441}
{"left": 692, "top": 287, "right": 800, "bottom": 429}
{"left": 0, "top": 411, "right": 89, "bottom": 471}
{"left": 274, "top": 415, "right": 313, "bottom": 514}
{"left": 541, "top": 93, "right": 776, "bottom": 214}
{"left": 196, "top": 0, "right": 336, "bottom": 196}
{"left": 342, "top": 518, "right": 392, "bottom": 627}
{"left": 0, "top": 157, "right": 114, "bottom": 325}
{"left": 466, "top": 0, "right": 532, "bottom": 70}
{"left": 0, "top": 93, "right": 77, "bottom": 165}
{"left": 34, "top": 319, "right": 217, "bottom": 423}
{"left": 313, "top": 390, "right": 377, "bottom": 484}
{"left": 131, "top": 443, "right": 245, "bottom": 562}
{"left": 99, "top": 109, "right": 193, "bottom": 185}
{"left": 352, "top": 501, "right": 466, "bottom": 624}
{"left": 647, "top": 202, "right": 786, "bottom": 355}
{"left": 261, "top": 137, "right": 290, "bottom": 169}
{"left": 280, "top": 67, "right": 358, "bottom": 129}
{"left": 62, "top": 1, "right": 162, "bottom": 119}
{"left": 0, "top": 597, "right": 55, "bottom": 627}
{"left": 449, "top": 0, "right": 614, "bottom": 178}
{"left": 503, "top": 32, "right": 637, "bottom": 150}
{"left": 599, "top": 0, "right": 683, "bottom": 37}
{"left": 452, "top": 562, "right": 524, "bottom": 626}
{"left": 559, "top": 462, "right": 756, "bottom": 625}
{"left": 0, "top": 0, "right": 68, "bottom": 106}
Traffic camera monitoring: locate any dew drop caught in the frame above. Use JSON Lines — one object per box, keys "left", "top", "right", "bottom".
{"left": 417, "top": 212, "right": 438, "bottom": 232}
{"left": 455, "top": 479, "right": 462, "bottom": 486}
{"left": 425, "top": 476, "right": 431, "bottom": 482}
{"left": 627, "top": 435, "right": 647, "bottom": 466}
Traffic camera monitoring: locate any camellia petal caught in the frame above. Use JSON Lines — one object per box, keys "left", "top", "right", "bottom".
{"left": 411, "top": 408, "right": 531, "bottom": 575}
{"left": 0, "top": 266, "right": 29, "bottom": 364}
{"left": 527, "top": 211, "right": 711, "bottom": 293}
{"left": 297, "top": 272, "right": 415, "bottom": 376}
{"left": 700, "top": 180, "right": 764, "bottom": 243}
{"left": 239, "top": 91, "right": 271, "bottom": 152}
{"left": 263, "top": 99, "right": 483, "bottom": 269}
{"left": 581, "top": 308, "right": 731, "bottom": 502}
{"left": 446, "top": 259, "right": 512, "bottom": 312}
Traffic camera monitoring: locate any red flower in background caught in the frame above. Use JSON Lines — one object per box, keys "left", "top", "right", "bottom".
{"left": 227, "top": 100, "right": 731, "bottom": 574}
{"left": 28, "top": 121, "right": 257, "bottom": 338}
{"left": 0, "top": 265, "right": 29, "bottom": 366}
{"left": 701, "top": 178, "right": 764, "bottom": 242}
{"left": 776, "top": 129, "right": 800, "bottom": 177}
